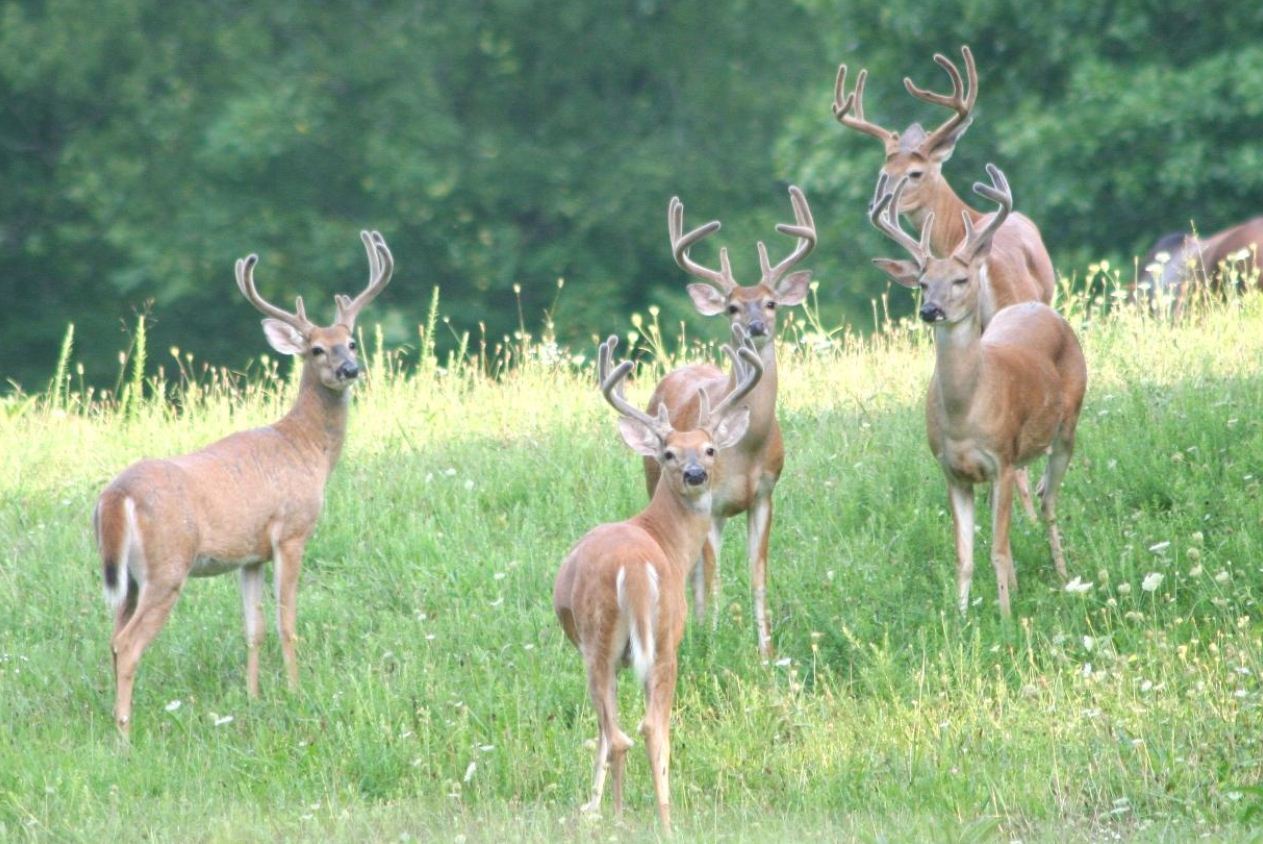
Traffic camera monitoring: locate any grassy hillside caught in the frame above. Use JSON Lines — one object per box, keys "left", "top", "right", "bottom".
{"left": 3, "top": 279, "right": 1263, "bottom": 841}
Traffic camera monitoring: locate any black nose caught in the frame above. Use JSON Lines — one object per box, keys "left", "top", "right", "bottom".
{"left": 683, "top": 466, "right": 707, "bottom": 486}
{"left": 337, "top": 362, "right": 360, "bottom": 380}
{"left": 747, "top": 320, "right": 768, "bottom": 337}
{"left": 919, "top": 305, "right": 944, "bottom": 324}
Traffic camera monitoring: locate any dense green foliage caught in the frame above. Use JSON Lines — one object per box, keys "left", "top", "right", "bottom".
{"left": 4, "top": 1, "right": 1263, "bottom": 390}
{"left": 3, "top": 287, "right": 1263, "bottom": 839}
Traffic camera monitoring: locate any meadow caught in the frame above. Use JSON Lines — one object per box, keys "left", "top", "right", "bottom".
{"left": 3, "top": 276, "right": 1263, "bottom": 842}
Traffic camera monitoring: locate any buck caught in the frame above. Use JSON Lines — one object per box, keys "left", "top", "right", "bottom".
{"left": 834, "top": 45, "right": 1056, "bottom": 520}
{"left": 93, "top": 230, "right": 393, "bottom": 736}
{"left": 554, "top": 330, "right": 761, "bottom": 830}
{"left": 869, "top": 166, "right": 1086, "bottom": 616}
{"left": 644, "top": 185, "right": 815, "bottom": 659}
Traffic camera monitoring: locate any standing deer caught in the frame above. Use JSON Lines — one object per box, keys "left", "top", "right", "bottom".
{"left": 554, "top": 331, "right": 761, "bottom": 830}
{"left": 833, "top": 45, "right": 1055, "bottom": 520}
{"left": 1139, "top": 216, "right": 1263, "bottom": 314}
{"left": 644, "top": 186, "right": 816, "bottom": 659}
{"left": 869, "top": 167, "right": 1086, "bottom": 616}
{"left": 94, "top": 231, "right": 392, "bottom": 736}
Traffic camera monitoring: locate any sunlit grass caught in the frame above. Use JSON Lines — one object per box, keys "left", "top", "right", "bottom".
{"left": 2, "top": 272, "right": 1263, "bottom": 841}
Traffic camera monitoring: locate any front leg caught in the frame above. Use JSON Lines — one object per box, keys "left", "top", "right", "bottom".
{"left": 747, "top": 492, "right": 774, "bottom": 659}
{"left": 273, "top": 536, "right": 306, "bottom": 691}
{"left": 947, "top": 481, "right": 975, "bottom": 614}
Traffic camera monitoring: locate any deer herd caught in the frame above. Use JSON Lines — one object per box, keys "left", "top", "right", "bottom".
{"left": 87, "top": 45, "right": 1248, "bottom": 831}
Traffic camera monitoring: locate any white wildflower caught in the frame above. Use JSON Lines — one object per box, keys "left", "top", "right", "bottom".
{"left": 164, "top": 700, "right": 182, "bottom": 713}
{"left": 1141, "top": 572, "right": 1164, "bottom": 592}
{"left": 1064, "top": 576, "right": 1093, "bottom": 594}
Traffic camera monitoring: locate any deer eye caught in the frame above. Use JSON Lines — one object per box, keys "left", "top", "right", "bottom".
{"left": 348, "top": 340, "right": 358, "bottom": 351}
{"left": 918, "top": 282, "right": 928, "bottom": 291}
{"left": 953, "top": 277, "right": 968, "bottom": 286}
{"left": 311, "top": 346, "right": 326, "bottom": 357}
{"left": 727, "top": 304, "right": 739, "bottom": 315}
{"left": 908, "top": 170, "right": 925, "bottom": 181}
{"left": 765, "top": 300, "right": 776, "bottom": 310}
{"left": 705, "top": 446, "right": 716, "bottom": 457}
{"left": 663, "top": 450, "right": 676, "bottom": 462}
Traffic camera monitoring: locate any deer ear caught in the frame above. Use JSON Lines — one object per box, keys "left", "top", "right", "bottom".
{"left": 872, "top": 258, "right": 922, "bottom": 289}
{"left": 775, "top": 271, "right": 812, "bottom": 306}
{"left": 617, "top": 417, "right": 660, "bottom": 457}
{"left": 687, "top": 284, "right": 728, "bottom": 316}
{"left": 711, "top": 406, "right": 750, "bottom": 451}
{"left": 262, "top": 319, "right": 307, "bottom": 355}
{"left": 926, "top": 125, "right": 969, "bottom": 163}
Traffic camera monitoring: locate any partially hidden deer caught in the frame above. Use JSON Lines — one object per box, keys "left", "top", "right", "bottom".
{"left": 869, "top": 166, "right": 1086, "bottom": 616}
{"left": 644, "top": 186, "right": 816, "bottom": 660}
{"left": 834, "top": 45, "right": 1057, "bottom": 520}
{"left": 554, "top": 330, "right": 762, "bottom": 830}
{"left": 94, "top": 231, "right": 393, "bottom": 736}
{"left": 1140, "top": 216, "right": 1263, "bottom": 315}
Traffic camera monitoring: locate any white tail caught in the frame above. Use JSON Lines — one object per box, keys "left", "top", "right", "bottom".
{"left": 617, "top": 564, "right": 659, "bottom": 686}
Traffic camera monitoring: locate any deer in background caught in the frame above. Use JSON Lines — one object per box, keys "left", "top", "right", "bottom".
{"left": 645, "top": 186, "right": 816, "bottom": 659}
{"left": 869, "top": 166, "right": 1085, "bottom": 616}
{"left": 1139, "top": 216, "right": 1263, "bottom": 315}
{"left": 554, "top": 330, "right": 761, "bottom": 830}
{"left": 94, "top": 231, "right": 393, "bottom": 736}
{"left": 834, "top": 45, "right": 1056, "bottom": 520}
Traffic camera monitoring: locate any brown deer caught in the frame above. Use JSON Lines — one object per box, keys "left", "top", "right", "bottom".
{"left": 869, "top": 166, "right": 1086, "bottom": 616}
{"left": 554, "top": 331, "right": 762, "bottom": 830}
{"left": 1140, "top": 216, "right": 1263, "bottom": 314}
{"left": 94, "top": 231, "right": 393, "bottom": 736}
{"left": 644, "top": 186, "right": 816, "bottom": 659}
{"left": 834, "top": 45, "right": 1055, "bottom": 520}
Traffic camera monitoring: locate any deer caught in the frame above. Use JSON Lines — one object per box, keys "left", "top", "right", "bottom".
{"left": 833, "top": 45, "right": 1056, "bottom": 522}
{"left": 1139, "top": 216, "right": 1263, "bottom": 315}
{"left": 553, "top": 330, "right": 762, "bottom": 830}
{"left": 643, "top": 185, "right": 816, "bottom": 660}
{"left": 93, "top": 230, "right": 393, "bottom": 736}
{"left": 868, "top": 166, "right": 1086, "bottom": 617}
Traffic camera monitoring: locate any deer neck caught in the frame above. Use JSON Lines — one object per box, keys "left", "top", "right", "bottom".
{"left": 930, "top": 308, "right": 985, "bottom": 424}
{"left": 727, "top": 341, "right": 779, "bottom": 444}
{"left": 908, "top": 181, "right": 982, "bottom": 258}
{"left": 634, "top": 478, "right": 713, "bottom": 575}
{"left": 274, "top": 363, "right": 350, "bottom": 472}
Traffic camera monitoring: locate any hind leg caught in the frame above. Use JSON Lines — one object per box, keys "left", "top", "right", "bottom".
{"left": 112, "top": 578, "right": 183, "bottom": 737}
{"left": 1039, "top": 434, "right": 1075, "bottom": 579}
{"left": 990, "top": 470, "right": 1016, "bottom": 617}
{"left": 641, "top": 656, "right": 679, "bottom": 832}
{"left": 240, "top": 563, "right": 266, "bottom": 698}
{"left": 580, "top": 650, "right": 633, "bottom": 816}
{"left": 692, "top": 518, "right": 725, "bottom": 626}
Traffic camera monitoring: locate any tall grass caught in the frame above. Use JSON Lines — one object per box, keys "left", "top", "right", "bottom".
{"left": 1, "top": 269, "right": 1262, "bottom": 841}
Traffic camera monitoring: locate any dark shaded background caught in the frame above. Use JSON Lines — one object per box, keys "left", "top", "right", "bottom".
{"left": 4, "top": 0, "right": 1261, "bottom": 388}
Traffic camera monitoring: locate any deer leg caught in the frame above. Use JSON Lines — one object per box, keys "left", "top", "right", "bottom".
{"left": 1015, "top": 467, "right": 1039, "bottom": 523}
{"left": 694, "top": 517, "right": 725, "bottom": 627}
{"left": 947, "top": 481, "right": 975, "bottom": 614}
{"left": 273, "top": 537, "right": 306, "bottom": 692}
{"left": 1039, "top": 435, "right": 1075, "bottom": 580}
{"left": 581, "top": 649, "right": 632, "bottom": 816}
{"left": 641, "top": 657, "right": 678, "bottom": 832}
{"left": 112, "top": 576, "right": 139, "bottom": 639}
{"left": 991, "top": 470, "right": 1016, "bottom": 617}
{"left": 240, "top": 563, "right": 266, "bottom": 698}
{"left": 111, "top": 579, "right": 182, "bottom": 737}
{"left": 747, "top": 494, "right": 774, "bottom": 660}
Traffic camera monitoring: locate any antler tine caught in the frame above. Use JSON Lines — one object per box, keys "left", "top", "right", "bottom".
{"left": 905, "top": 45, "right": 977, "bottom": 152}
{"left": 597, "top": 335, "right": 672, "bottom": 438}
{"left": 709, "top": 323, "right": 764, "bottom": 421}
{"left": 235, "top": 253, "right": 315, "bottom": 333}
{"left": 336, "top": 230, "right": 394, "bottom": 328}
{"left": 869, "top": 176, "right": 929, "bottom": 266}
{"left": 958, "top": 163, "right": 1012, "bottom": 261}
{"left": 760, "top": 185, "right": 817, "bottom": 286}
{"left": 668, "top": 196, "right": 734, "bottom": 292}
{"left": 833, "top": 64, "right": 896, "bottom": 143}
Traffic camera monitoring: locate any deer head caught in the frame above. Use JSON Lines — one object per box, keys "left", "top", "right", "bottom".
{"left": 236, "top": 230, "right": 393, "bottom": 391}
{"left": 597, "top": 328, "right": 760, "bottom": 498}
{"left": 835, "top": 46, "right": 977, "bottom": 217}
{"left": 870, "top": 164, "right": 1011, "bottom": 325}
{"left": 668, "top": 187, "right": 816, "bottom": 347}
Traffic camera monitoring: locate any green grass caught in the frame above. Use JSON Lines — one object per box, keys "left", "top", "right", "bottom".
{"left": 3, "top": 277, "right": 1263, "bottom": 842}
